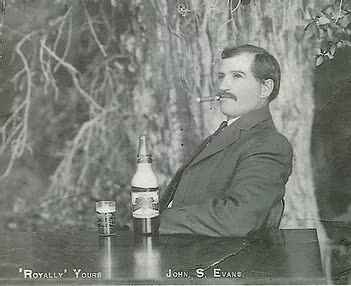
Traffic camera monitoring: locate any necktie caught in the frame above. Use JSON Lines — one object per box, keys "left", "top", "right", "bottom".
{"left": 206, "top": 120, "right": 228, "bottom": 147}
{"left": 215, "top": 120, "right": 228, "bottom": 135}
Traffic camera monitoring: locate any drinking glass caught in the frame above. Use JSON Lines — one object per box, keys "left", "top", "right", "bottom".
{"left": 96, "top": 201, "right": 116, "bottom": 237}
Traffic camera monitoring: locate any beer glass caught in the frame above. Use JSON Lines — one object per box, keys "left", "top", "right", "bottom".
{"left": 96, "top": 201, "right": 116, "bottom": 237}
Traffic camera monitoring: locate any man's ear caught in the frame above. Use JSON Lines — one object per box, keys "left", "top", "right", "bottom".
{"left": 260, "top": 79, "right": 274, "bottom": 99}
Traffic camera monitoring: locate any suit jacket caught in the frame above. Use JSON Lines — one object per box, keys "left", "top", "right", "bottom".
{"left": 159, "top": 107, "right": 293, "bottom": 237}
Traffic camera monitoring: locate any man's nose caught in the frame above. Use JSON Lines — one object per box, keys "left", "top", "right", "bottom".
{"left": 219, "top": 82, "right": 230, "bottom": 94}
{"left": 218, "top": 77, "right": 230, "bottom": 92}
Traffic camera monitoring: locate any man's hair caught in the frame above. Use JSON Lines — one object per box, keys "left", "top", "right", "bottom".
{"left": 221, "top": 44, "right": 281, "bottom": 102}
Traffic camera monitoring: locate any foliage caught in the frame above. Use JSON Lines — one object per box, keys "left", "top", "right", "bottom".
{"left": 303, "top": 0, "right": 351, "bottom": 66}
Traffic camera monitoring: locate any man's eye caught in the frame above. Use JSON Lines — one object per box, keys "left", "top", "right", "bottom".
{"left": 232, "top": 74, "right": 242, "bottom": 79}
{"left": 218, "top": 75, "right": 224, "bottom": 80}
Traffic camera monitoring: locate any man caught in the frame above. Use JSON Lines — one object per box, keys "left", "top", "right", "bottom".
{"left": 158, "top": 45, "right": 293, "bottom": 237}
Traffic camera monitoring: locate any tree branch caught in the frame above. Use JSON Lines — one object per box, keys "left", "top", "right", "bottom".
{"left": 0, "top": 31, "right": 38, "bottom": 179}
{"left": 229, "top": 0, "right": 241, "bottom": 14}
{"left": 335, "top": 0, "right": 344, "bottom": 24}
{"left": 40, "top": 39, "right": 104, "bottom": 113}
{"left": 84, "top": 2, "right": 108, "bottom": 58}
{"left": 54, "top": 13, "right": 73, "bottom": 73}
{"left": 53, "top": 6, "right": 73, "bottom": 54}
{"left": 47, "top": 108, "right": 124, "bottom": 197}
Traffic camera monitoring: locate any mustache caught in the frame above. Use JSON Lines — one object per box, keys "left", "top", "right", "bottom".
{"left": 218, "top": 90, "right": 238, "bottom": 101}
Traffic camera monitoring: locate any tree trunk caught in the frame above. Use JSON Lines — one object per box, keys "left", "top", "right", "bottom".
{"left": 227, "top": 0, "right": 319, "bottom": 229}
{"left": 126, "top": 0, "right": 320, "bottom": 229}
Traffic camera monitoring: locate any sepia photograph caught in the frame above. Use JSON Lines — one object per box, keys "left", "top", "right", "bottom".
{"left": 0, "top": 0, "right": 351, "bottom": 284}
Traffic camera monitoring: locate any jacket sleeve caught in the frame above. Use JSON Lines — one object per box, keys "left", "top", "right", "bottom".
{"left": 159, "top": 134, "right": 293, "bottom": 237}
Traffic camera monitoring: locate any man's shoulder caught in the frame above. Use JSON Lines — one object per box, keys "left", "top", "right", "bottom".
{"left": 243, "top": 119, "right": 293, "bottom": 154}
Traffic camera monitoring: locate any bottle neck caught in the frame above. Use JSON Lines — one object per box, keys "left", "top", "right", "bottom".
{"left": 137, "top": 155, "right": 152, "bottom": 164}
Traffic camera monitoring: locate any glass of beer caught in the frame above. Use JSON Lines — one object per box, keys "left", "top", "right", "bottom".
{"left": 96, "top": 201, "right": 116, "bottom": 237}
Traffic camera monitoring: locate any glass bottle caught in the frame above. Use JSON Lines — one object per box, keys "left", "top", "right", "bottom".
{"left": 131, "top": 134, "right": 159, "bottom": 235}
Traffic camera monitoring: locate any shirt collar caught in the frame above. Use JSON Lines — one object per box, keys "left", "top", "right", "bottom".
{"left": 227, "top": 116, "right": 240, "bottom": 126}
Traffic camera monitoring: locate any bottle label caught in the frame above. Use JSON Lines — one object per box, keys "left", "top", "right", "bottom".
{"left": 131, "top": 190, "right": 159, "bottom": 219}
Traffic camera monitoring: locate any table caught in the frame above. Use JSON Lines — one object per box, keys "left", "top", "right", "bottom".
{"left": 0, "top": 229, "right": 326, "bottom": 285}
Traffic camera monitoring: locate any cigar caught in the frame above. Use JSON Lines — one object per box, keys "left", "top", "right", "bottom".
{"left": 196, "top": 90, "right": 237, "bottom": 103}
{"left": 196, "top": 95, "right": 221, "bottom": 103}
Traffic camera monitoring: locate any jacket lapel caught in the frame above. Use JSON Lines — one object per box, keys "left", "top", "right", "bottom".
{"left": 188, "top": 107, "right": 272, "bottom": 168}
{"left": 188, "top": 123, "right": 241, "bottom": 168}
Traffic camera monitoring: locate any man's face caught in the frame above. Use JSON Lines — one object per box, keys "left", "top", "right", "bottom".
{"left": 217, "top": 53, "right": 265, "bottom": 119}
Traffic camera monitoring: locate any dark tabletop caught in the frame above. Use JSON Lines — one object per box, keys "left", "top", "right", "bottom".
{"left": 0, "top": 229, "right": 326, "bottom": 285}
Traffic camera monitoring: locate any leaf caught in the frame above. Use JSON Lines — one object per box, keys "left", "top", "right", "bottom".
{"left": 330, "top": 43, "right": 336, "bottom": 55}
{"left": 301, "top": 18, "right": 313, "bottom": 26}
{"left": 327, "top": 26, "right": 334, "bottom": 38}
{"left": 304, "top": 21, "right": 312, "bottom": 31}
{"left": 312, "top": 22, "right": 320, "bottom": 39}
{"left": 319, "top": 28, "right": 326, "bottom": 38}
{"left": 336, "top": 40, "right": 351, "bottom": 47}
{"left": 336, "top": 40, "right": 344, "bottom": 48}
{"left": 320, "top": 40, "right": 329, "bottom": 52}
{"left": 313, "top": 47, "right": 322, "bottom": 55}
{"left": 298, "top": 8, "right": 306, "bottom": 20}
{"left": 304, "top": 22, "right": 315, "bottom": 38}
{"left": 332, "top": 1, "right": 341, "bottom": 11}
{"left": 308, "top": 7, "right": 316, "bottom": 19}
{"left": 326, "top": 52, "right": 334, "bottom": 60}
{"left": 316, "top": 55, "right": 324, "bottom": 66}
{"left": 316, "top": 10, "right": 324, "bottom": 18}
{"left": 342, "top": 40, "right": 351, "bottom": 47}
{"left": 318, "top": 16, "right": 330, "bottom": 25}
{"left": 330, "top": 20, "right": 340, "bottom": 28}
{"left": 340, "top": 15, "right": 351, "bottom": 29}
{"left": 296, "top": 25, "right": 306, "bottom": 40}
{"left": 321, "top": 4, "right": 334, "bottom": 17}
{"left": 304, "top": 23, "right": 313, "bottom": 36}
